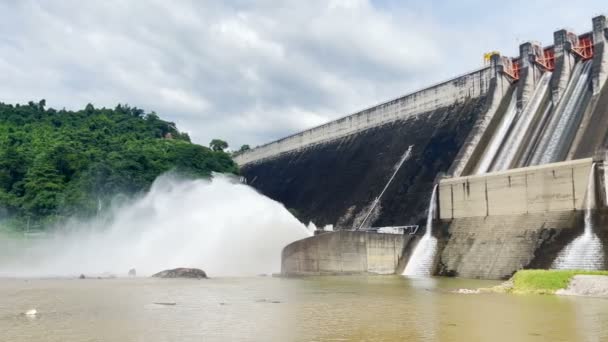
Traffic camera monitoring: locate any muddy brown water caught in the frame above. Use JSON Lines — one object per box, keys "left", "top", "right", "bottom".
{"left": 1, "top": 275, "right": 607, "bottom": 341}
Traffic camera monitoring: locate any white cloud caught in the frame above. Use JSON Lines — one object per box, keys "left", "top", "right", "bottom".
{"left": 0, "top": 0, "right": 605, "bottom": 148}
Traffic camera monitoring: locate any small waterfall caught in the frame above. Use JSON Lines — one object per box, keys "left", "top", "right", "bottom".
{"left": 552, "top": 164, "right": 604, "bottom": 270}
{"left": 491, "top": 72, "right": 552, "bottom": 172}
{"left": 475, "top": 91, "right": 517, "bottom": 174}
{"left": 403, "top": 185, "right": 438, "bottom": 277}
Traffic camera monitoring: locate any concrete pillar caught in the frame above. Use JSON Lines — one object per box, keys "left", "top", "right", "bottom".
{"left": 490, "top": 54, "right": 505, "bottom": 77}
{"left": 592, "top": 15, "right": 608, "bottom": 94}
{"left": 490, "top": 54, "right": 512, "bottom": 96}
{"left": 517, "top": 41, "right": 544, "bottom": 109}
{"left": 447, "top": 53, "right": 512, "bottom": 177}
{"left": 551, "top": 30, "right": 578, "bottom": 103}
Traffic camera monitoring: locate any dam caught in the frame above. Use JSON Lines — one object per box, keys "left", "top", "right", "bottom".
{"left": 236, "top": 15, "right": 608, "bottom": 279}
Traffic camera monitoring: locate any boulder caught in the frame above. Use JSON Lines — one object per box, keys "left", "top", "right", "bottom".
{"left": 151, "top": 268, "right": 207, "bottom": 279}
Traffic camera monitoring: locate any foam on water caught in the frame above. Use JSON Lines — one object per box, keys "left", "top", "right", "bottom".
{"left": 552, "top": 164, "right": 604, "bottom": 270}
{"left": 0, "top": 174, "right": 313, "bottom": 277}
{"left": 403, "top": 185, "right": 438, "bottom": 277}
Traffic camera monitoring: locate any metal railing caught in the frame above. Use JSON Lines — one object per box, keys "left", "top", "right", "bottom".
{"left": 359, "top": 225, "right": 420, "bottom": 235}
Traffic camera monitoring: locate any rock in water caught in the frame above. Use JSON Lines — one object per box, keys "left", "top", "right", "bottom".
{"left": 151, "top": 268, "right": 207, "bottom": 279}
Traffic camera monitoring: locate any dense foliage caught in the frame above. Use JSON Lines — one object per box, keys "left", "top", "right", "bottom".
{"left": 0, "top": 100, "right": 238, "bottom": 230}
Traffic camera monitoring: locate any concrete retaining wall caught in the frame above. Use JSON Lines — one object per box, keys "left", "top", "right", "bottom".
{"left": 236, "top": 67, "right": 493, "bottom": 166}
{"left": 438, "top": 211, "right": 581, "bottom": 279}
{"left": 438, "top": 158, "right": 593, "bottom": 219}
{"left": 281, "top": 231, "right": 411, "bottom": 275}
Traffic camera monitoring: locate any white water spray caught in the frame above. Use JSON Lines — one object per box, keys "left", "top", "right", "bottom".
{"left": 0, "top": 174, "right": 313, "bottom": 277}
{"left": 403, "top": 185, "right": 438, "bottom": 277}
{"left": 552, "top": 164, "right": 604, "bottom": 270}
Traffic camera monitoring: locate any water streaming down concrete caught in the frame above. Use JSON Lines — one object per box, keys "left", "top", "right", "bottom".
{"left": 491, "top": 72, "right": 552, "bottom": 172}
{"left": 515, "top": 102, "right": 553, "bottom": 168}
{"left": 552, "top": 163, "right": 604, "bottom": 270}
{"left": 475, "top": 91, "right": 518, "bottom": 175}
{"left": 530, "top": 61, "right": 593, "bottom": 166}
{"left": 403, "top": 185, "right": 438, "bottom": 277}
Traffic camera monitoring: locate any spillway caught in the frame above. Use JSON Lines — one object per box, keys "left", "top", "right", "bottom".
{"left": 475, "top": 91, "right": 518, "bottom": 174}
{"left": 529, "top": 61, "right": 593, "bottom": 166}
{"left": 490, "top": 72, "right": 552, "bottom": 172}
{"left": 514, "top": 102, "right": 553, "bottom": 168}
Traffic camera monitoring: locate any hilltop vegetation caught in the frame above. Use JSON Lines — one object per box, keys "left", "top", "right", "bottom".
{"left": 0, "top": 100, "right": 237, "bottom": 230}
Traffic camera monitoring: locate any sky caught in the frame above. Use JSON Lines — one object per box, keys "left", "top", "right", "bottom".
{"left": 0, "top": 1, "right": 606, "bottom": 148}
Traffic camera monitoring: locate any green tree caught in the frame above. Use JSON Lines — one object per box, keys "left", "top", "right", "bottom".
{"left": 0, "top": 100, "right": 238, "bottom": 230}
{"left": 239, "top": 144, "right": 251, "bottom": 152}
{"left": 210, "top": 139, "right": 228, "bottom": 152}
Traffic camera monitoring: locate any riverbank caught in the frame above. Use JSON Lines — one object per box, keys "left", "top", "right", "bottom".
{"left": 489, "top": 270, "right": 608, "bottom": 295}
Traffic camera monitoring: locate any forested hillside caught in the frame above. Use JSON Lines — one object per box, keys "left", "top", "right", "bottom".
{"left": 0, "top": 100, "right": 237, "bottom": 230}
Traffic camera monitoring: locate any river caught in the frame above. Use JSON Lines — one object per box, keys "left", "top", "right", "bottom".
{"left": 1, "top": 275, "right": 607, "bottom": 341}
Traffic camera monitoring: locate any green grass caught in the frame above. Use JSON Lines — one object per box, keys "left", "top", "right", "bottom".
{"left": 511, "top": 270, "right": 608, "bottom": 294}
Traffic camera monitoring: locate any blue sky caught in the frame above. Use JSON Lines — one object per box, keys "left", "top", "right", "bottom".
{"left": 0, "top": 1, "right": 605, "bottom": 148}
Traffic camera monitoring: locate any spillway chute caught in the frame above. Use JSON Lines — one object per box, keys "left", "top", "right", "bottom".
{"left": 528, "top": 60, "right": 593, "bottom": 166}
{"left": 474, "top": 91, "right": 518, "bottom": 175}
{"left": 490, "top": 71, "right": 552, "bottom": 172}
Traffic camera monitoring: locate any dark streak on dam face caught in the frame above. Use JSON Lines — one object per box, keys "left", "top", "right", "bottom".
{"left": 240, "top": 97, "right": 488, "bottom": 229}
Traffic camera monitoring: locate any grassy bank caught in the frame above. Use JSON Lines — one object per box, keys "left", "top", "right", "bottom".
{"left": 510, "top": 270, "right": 608, "bottom": 294}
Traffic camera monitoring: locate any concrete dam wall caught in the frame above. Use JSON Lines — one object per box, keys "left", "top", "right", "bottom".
{"left": 438, "top": 158, "right": 599, "bottom": 279}
{"left": 281, "top": 160, "right": 608, "bottom": 278}
{"left": 242, "top": 97, "right": 491, "bottom": 229}
{"left": 239, "top": 15, "right": 608, "bottom": 279}
{"left": 438, "top": 158, "right": 594, "bottom": 219}
{"left": 235, "top": 67, "right": 494, "bottom": 166}
{"left": 239, "top": 68, "right": 500, "bottom": 228}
